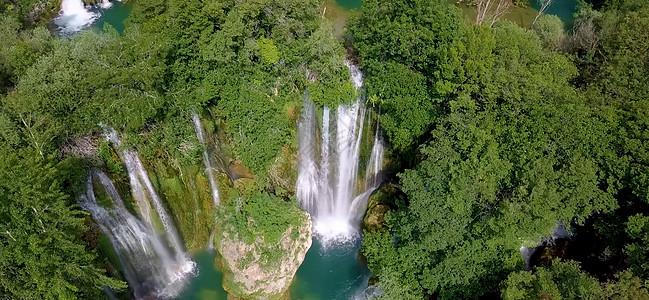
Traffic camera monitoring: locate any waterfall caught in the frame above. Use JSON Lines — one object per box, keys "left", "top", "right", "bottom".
{"left": 99, "top": 0, "right": 113, "bottom": 9}
{"left": 79, "top": 170, "right": 194, "bottom": 299}
{"left": 122, "top": 150, "right": 188, "bottom": 258}
{"left": 297, "top": 62, "right": 385, "bottom": 244}
{"left": 192, "top": 113, "right": 221, "bottom": 206}
{"left": 101, "top": 127, "right": 195, "bottom": 297}
{"left": 54, "top": 0, "right": 98, "bottom": 34}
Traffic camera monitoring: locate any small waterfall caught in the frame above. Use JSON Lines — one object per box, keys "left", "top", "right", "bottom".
{"left": 80, "top": 171, "right": 194, "bottom": 299}
{"left": 54, "top": 0, "right": 98, "bottom": 33}
{"left": 349, "top": 125, "right": 384, "bottom": 223}
{"left": 297, "top": 62, "right": 385, "bottom": 244}
{"left": 192, "top": 113, "right": 221, "bottom": 206}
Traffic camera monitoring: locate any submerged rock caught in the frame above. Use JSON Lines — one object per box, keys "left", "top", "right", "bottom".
{"left": 216, "top": 212, "right": 312, "bottom": 300}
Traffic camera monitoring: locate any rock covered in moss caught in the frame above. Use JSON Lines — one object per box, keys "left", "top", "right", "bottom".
{"left": 364, "top": 204, "right": 390, "bottom": 231}
{"left": 216, "top": 212, "right": 312, "bottom": 300}
{"left": 363, "top": 184, "right": 397, "bottom": 232}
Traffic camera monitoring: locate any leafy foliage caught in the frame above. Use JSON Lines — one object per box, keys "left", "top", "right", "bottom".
{"left": 0, "top": 147, "right": 126, "bottom": 298}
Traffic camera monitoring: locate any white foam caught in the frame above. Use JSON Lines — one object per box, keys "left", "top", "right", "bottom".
{"left": 54, "top": 0, "right": 99, "bottom": 34}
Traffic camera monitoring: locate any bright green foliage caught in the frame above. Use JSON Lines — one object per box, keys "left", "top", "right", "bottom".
{"left": 0, "top": 15, "right": 53, "bottom": 91}
{"left": 304, "top": 20, "right": 354, "bottom": 107}
{"left": 256, "top": 38, "right": 280, "bottom": 65}
{"left": 223, "top": 187, "right": 303, "bottom": 246}
{"left": 602, "top": 270, "right": 649, "bottom": 300}
{"left": 503, "top": 260, "right": 603, "bottom": 300}
{"left": 565, "top": 1, "right": 649, "bottom": 288}
{"left": 349, "top": 0, "right": 495, "bottom": 152}
{"left": 2, "top": 28, "right": 169, "bottom": 141}
{"left": 0, "top": 147, "right": 126, "bottom": 298}
{"left": 368, "top": 267, "right": 423, "bottom": 300}
{"left": 97, "top": 141, "right": 125, "bottom": 176}
{"left": 358, "top": 7, "right": 616, "bottom": 298}
{"left": 125, "top": 0, "right": 345, "bottom": 178}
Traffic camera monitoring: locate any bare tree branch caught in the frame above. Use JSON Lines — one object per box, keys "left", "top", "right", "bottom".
{"left": 532, "top": 0, "right": 555, "bottom": 27}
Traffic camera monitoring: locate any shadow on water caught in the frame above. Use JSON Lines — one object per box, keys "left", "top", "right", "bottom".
{"left": 290, "top": 238, "right": 371, "bottom": 300}
{"left": 176, "top": 251, "right": 228, "bottom": 300}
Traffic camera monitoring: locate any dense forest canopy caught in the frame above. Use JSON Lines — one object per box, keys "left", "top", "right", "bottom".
{"left": 0, "top": 0, "right": 647, "bottom": 299}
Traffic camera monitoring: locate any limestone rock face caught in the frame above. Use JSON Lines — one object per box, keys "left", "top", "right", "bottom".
{"left": 217, "top": 213, "right": 312, "bottom": 300}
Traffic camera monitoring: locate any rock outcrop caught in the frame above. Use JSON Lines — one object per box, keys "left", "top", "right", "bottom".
{"left": 216, "top": 212, "right": 312, "bottom": 300}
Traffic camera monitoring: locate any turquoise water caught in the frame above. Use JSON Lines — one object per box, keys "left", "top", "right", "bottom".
{"left": 290, "top": 238, "right": 371, "bottom": 300}
{"left": 91, "top": 1, "right": 133, "bottom": 34}
{"left": 174, "top": 238, "right": 371, "bottom": 300}
{"left": 176, "top": 251, "right": 228, "bottom": 300}
{"left": 531, "top": 0, "right": 577, "bottom": 26}
{"left": 335, "top": 0, "right": 362, "bottom": 10}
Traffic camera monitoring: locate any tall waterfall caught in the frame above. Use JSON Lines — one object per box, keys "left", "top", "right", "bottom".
{"left": 54, "top": 0, "right": 98, "bottom": 33}
{"left": 297, "top": 62, "right": 385, "bottom": 244}
{"left": 192, "top": 113, "right": 221, "bottom": 206}
{"left": 79, "top": 170, "right": 194, "bottom": 299}
{"left": 102, "top": 127, "right": 195, "bottom": 297}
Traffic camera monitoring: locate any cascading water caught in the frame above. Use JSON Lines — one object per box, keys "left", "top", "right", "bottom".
{"left": 99, "top": 0, "right": 113, "bottom": 9}
{"left": 54, "top": 0, "right": 98, "bottom": 33}
{"left": 102, "top": 127, "right": 195, "bottom": 297}
{"left": 192, "top": 113, "right": 221, "bottom": 206}
{"left": 79, "top": 170, "right": 194, "bottom": 299}
{"left": 297, "top": 62, "right": 385, "bottom": 244}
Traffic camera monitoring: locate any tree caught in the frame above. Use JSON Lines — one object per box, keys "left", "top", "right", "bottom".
{"left": 503, "top": 260, "right": 603, "bottom": 300}
{"left": 360, "top": 19, "right": 615, "bottom": 298}
{"left": 0, "top": 147, "right": 126, "bottom": 298}
{"left": 532, "top": 14, "right": 565, "bottom": 50}
{"left": 624, "top": 214, "right": 649, "bottom": 278}
{"left": 503, "top": 260, "right": 649, "bottom": 300}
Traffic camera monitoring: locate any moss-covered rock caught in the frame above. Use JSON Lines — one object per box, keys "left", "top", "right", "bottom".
{"left": 363, "top": 184, "right": 398, "bottom": 232}
{"left": 216, "top": 212, "right": 312, "bottom": 300}
{"left": 364, "top": 204, "right": 389, "bottom": 232}
{"left": 148, "top": 159, "right": 220, "bottom": 252}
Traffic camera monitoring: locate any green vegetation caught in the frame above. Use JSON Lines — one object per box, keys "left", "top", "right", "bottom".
{"left": 0, "top": 146, "right": 126, "bottom": 298}
{"left": 217, "top": 186, "right": 305, "bottom": 264}
{"left": 1, "top": 0, "right": 648, "bottom": 298}
{"left": 352, "top": 0, "right": 649, "bottom": 298}
{"left": 0, "top": 0, "right": 341, "bottom": 297}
